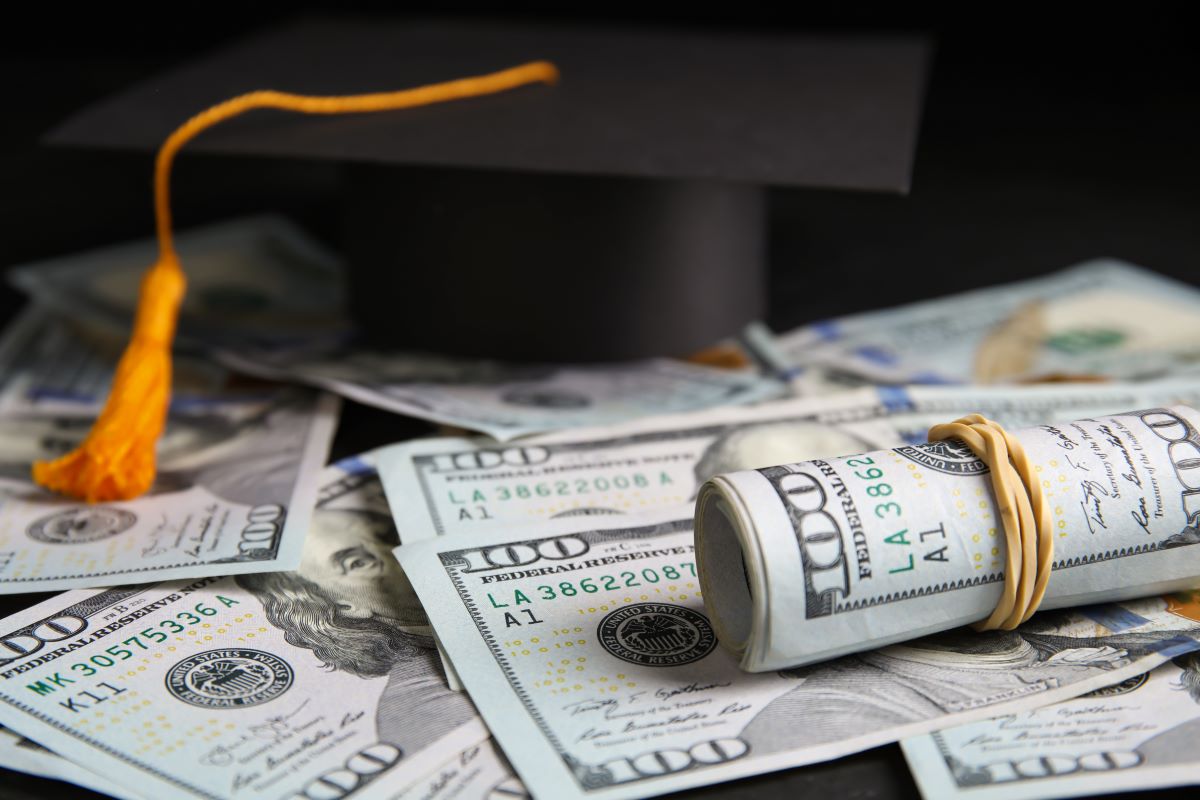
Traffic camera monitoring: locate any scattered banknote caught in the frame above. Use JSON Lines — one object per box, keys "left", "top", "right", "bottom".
{"left": 0, "top": 305, "right": 339, "bottom": 592}
{"left": 902, "top": 622, "right": 1200, "bottom": 800}
{"left": 0, "top": 457, "right": 490, "bottom": 800}
{"left": 377, "top": 380, "right": 1200, "bottom": 543}
{"left": 0, "top": 386, "right": 337, "bottom": 592}
{"left": 694, "top": 404, "right": 1200, "bottom": 671}
{"left": 395, "top": 510, "right": 1200, "bottom": 800}
{"left": 219, "top": 346, "right": 782, "bottom": 441}
{"left": 747, "top": 259, "right": 1200, "bottom": 388}
{"left": 0, "top": 723, "right": 141, "bottom": 799}
{"left": 8, "top": 215, "right": 350, "bottom": 351}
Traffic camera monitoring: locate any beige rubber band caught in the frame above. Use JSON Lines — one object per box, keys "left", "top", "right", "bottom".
{"left": 927, "top": 414, "right": 1054, "bottom": 630}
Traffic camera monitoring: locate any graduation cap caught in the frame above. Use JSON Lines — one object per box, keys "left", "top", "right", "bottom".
{"left": 36, "top": 18, "right": 928, "bottom": 501}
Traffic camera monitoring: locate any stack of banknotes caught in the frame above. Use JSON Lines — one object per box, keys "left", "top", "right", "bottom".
{"left": 1, "top": 215, "right": 1199, "bottom": 800}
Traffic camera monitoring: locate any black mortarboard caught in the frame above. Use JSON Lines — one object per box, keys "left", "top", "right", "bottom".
{"left": 47, "top": 18, "right": 928, "bottom": 362}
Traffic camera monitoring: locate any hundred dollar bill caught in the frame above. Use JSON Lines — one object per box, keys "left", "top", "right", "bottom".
{"left": 219, "top": 346, "right": 782, "bottom": 441}
{"left": 8, "top": 215, "right": 349, "bottom": 351}
{"left": 694, "top": 405, "right": 1200, "bottom": 671}
{"left": 0, "top": 457, "right": 487, "bottom": 800}
{"left": 377, "top": 381, "right": 1200, "bottom": 543}
{"left": 901, "top": 609, "right": 1200, "bottom": 800}
{"left": 0, "top": 723, "right": 143, "bottom": 799}
{"left": 748, "top": 260, "right": 1200, "bottom": 387}
{"left": 0, "top": 386, "right": 338, "bottom": 592}
{"left": 394, "top": 511, "right": 1200, "bottom": 800}
{"left": 0, "top": 307, "right": 339, "bottom": 592}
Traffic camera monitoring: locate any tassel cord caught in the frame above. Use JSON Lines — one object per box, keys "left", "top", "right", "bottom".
{"left": 34, "top": 60, "right": 559, "bottom": 502}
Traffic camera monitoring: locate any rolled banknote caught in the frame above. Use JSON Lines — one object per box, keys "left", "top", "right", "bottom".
{"left": 695, "top": 405, "right": 1200, "bottom": 671}
{"left": 379, "top": 382, "right": 1200, "bottom": 691}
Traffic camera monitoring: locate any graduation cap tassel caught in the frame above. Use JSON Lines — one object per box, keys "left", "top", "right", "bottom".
{"left": 32, "top": 60, "right": 561, "bottom": 502}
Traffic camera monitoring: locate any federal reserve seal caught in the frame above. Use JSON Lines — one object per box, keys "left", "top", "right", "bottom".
{"left": 894, "top": 439, "right": 988, "bottom": 476}
{"left": 27, "top": 507, "right": 137, "bottom": 544}
{"left": 598, "top": 603, "right": 716, "bottom": 666}
{"left": 166, "top": 649, "right": 293, "bottom": 709}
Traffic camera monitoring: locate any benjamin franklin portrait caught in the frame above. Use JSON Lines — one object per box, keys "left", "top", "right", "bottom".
{"left": 236, "top": 496, "right": 474, "bottom": 753}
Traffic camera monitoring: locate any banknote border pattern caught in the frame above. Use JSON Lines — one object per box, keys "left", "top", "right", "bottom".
{"left": 0, "top": 547, "right": 291, "bottom": 585}
{"left": 414, "top": 465, "right": 449, "bottom": 536}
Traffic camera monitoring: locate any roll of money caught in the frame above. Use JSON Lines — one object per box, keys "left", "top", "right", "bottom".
{"left": 695, "top": 405, "right": 1200, "bottom": 671}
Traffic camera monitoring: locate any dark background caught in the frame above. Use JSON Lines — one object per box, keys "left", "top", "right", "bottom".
{"left": 0, "top": 5, "right": 1197, "bottom": 799}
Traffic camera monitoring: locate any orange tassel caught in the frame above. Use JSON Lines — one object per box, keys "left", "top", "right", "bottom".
{"left": 33, "top": 61, "right": 560, "bottom": 501}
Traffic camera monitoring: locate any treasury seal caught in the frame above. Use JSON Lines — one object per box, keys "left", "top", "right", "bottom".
{"left": 27, "top": 507, "right": 137, "bottom": 544}
{"left": 598, "top": 603, "right": 716, "bottom": 667}
{"left": 894, "top": 439, "right": 988, "bottom": 476}
{"left": 166, "top": 649, "right": 293, "bottom": 709}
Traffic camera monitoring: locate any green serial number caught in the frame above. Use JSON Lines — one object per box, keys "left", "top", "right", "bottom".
{"left": 532, "top": 563, "right": 696, "bottom": 600}
{"left": 846, "top": 456, "right": 902, "bottom": 518}
{"left": 68, "top": 600, "right": 232, "bottom": 677}
{"left": 456, "top": 472, "right": 675, "bottom": 504}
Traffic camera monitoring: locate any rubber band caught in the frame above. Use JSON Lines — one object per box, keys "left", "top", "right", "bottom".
{"left": 927, "top": 414, "right": 1054, "bottom": 630}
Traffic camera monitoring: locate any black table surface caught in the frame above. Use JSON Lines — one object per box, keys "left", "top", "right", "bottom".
{"left": 1, "top": 8, "right": 1198, "bottom": 800}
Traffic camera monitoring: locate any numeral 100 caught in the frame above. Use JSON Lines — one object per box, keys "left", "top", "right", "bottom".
{"left": 459, "top": 536, "right": 589, "bottom": 572}
{"left": 598, "top": 738, "right": 749, "bottom": 785}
